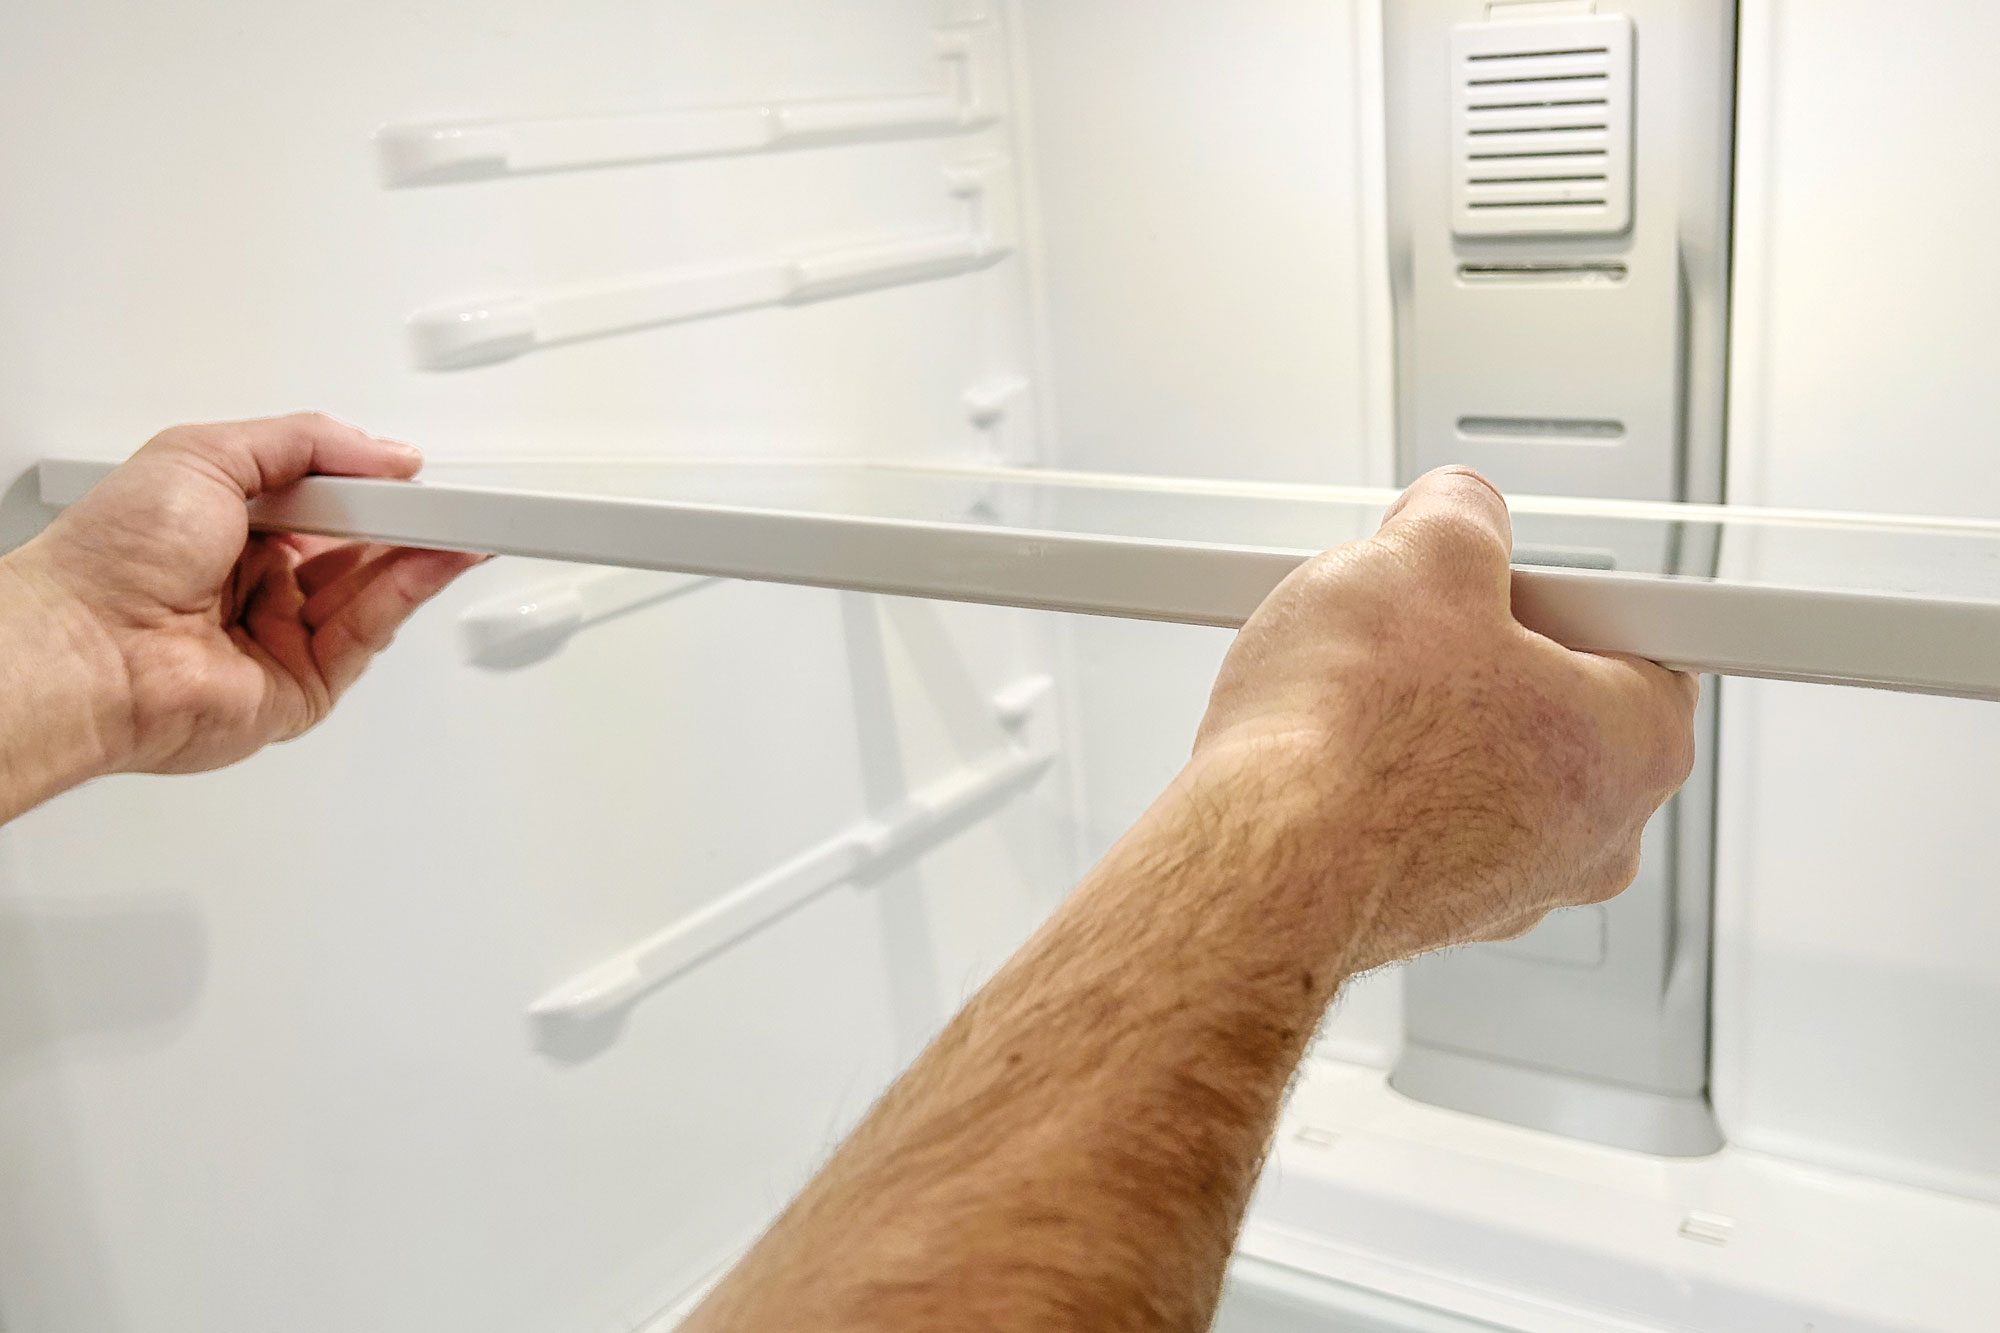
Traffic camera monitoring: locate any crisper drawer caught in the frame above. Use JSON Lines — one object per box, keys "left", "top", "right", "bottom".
{"left": 37, "top": 456, "right": 2000, "bottom": 701}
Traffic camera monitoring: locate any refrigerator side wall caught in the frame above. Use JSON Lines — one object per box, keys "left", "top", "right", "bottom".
{"left": 0, "top": 3, "right": 1075, "bottom": 1330}
{"left": 1714, "top": 0, "right": 2000, "bottom": 1202}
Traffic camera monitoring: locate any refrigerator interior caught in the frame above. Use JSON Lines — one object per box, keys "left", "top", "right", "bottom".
{"left": 1, "top": 1, "right": 1997, "bottom": 1330}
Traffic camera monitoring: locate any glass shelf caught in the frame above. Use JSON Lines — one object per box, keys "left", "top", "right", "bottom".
{"left": 37, "top": 457, "right": 2000, "bottom": 699}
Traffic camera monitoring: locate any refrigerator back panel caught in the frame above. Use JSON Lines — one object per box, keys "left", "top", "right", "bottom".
{"left": 1384, "top": 0, "right": 1739, "bottom": 1155}
{"left": 1390, "top": 0, "right": 1733, "bottom": 508}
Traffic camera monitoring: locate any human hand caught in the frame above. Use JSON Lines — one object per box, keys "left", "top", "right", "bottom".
{"left": 1188, "top": 466, "right": 1697, "bottom": 975}
{"left": 1, "top": 413, "right": 482, "bottom": 779}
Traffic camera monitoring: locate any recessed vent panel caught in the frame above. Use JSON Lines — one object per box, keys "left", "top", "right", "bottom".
{"left": 1389, "top": 0, "right": 1740, "bottom": 1158}
{"left": 1451, "top": 15, "right": 1634, "bottom": 236}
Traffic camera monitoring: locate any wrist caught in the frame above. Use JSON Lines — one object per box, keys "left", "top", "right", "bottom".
{"left": 0, "top": 543, "right": 134, "bottom": 815}
{"left": 1144, "top": 738, "right": 1382, "bottom": 997}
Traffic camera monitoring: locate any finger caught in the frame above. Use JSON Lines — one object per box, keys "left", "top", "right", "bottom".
{"left": 226, "top": 538, "right": 291, "bottom": 622}
{"left": 1373, "top": 466, "right": 1514, "bottom": 600}
{"left": 300, "top": 546, "right": 416, "bottom": 630}
{"left": 311, "top": 548, "right": 485, "bottom": 697}
{"left": 238, "top": 544, "right": 323, "bottom": 736}
{"left": 294, "top": 542, "right": 391, "bottom": 599}
{"left": 146, "top": 412, "right": 424, "bottom": 499}
{"left": 273, "top": 532, "right": 354, "bottom": 564}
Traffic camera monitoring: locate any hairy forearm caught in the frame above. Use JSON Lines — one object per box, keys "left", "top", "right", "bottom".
{"left": 0, "top": 548, "right": 123, "bottom": 823}
{"left": 689, "top": 746, "right": 1372, "bottom": 1332}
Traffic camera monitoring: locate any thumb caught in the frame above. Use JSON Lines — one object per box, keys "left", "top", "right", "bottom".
{"left": 1374, "top": 466, "right": 1515, "bottom": 597}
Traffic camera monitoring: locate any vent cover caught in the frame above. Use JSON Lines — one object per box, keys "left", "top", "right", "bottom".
{"left": 1451, "top": 14, "right": 1634, "bottom": 237}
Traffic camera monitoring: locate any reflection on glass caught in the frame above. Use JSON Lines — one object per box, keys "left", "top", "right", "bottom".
{"left": 419, "top": 459, "right": 2000, "bottom": 605}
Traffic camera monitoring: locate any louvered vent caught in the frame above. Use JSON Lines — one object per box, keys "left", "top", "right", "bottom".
{"left": 1450, "top": 15, "right": 1634, "bottom": 237}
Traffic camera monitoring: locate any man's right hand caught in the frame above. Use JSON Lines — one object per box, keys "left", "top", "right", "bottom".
{"left": 680, "top": 466, "right": 1700, "bottom": 1333}
{"left": 1189, "top": 466, "right": 1698, "bottom": 975}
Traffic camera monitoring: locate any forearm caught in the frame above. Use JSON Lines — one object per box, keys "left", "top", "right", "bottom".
{"left": 688, "top": 746, "right": 1371, "bottom": 1332}
{"left": 0, "top": 547, "right": 124, "bottom": 823}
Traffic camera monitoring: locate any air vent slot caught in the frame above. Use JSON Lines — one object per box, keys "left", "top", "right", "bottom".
{"left": 1457, "top": 415, "right": 1626, "bottom": 442}
{"left": 1451, "top": 16, "right": 1634, "bottom": 237}
{"left": 1457, "top": 261, "right": 1628, "bottom": 284}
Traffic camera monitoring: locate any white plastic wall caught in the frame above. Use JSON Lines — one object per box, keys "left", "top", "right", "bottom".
{"left": 1015, "top": 0, "right": 1405, "bottom": 1065}
{"left": 1711, "top": 0, "right": 2000, "bottom": 1203}
{"left": 0, "top": 3, "right": 1075, "bottom": 1330}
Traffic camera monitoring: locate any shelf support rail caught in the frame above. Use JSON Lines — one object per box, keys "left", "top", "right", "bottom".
{"left": 375, "top": 22, "right": 1003, "bottom": 186}
{"left": 526, "top": 675, "right": 1056, "bottom": 1026}
{"left": 408, "top": 154, "right": 1018, "bottom": 368}
{"left": 458, "top": 567, "right": 721, "bottom": 668}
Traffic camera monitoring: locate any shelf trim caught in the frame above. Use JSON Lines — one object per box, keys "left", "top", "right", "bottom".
{"left": 36, "top": 458, "right": 2000, "bottom": 700}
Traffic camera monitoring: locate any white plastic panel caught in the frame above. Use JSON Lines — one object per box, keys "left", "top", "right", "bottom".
{"left": 1450, "top": 16, "right": 1634, "bottom": 237}
{"left": 1713, "top": 0, "right": 2000, "bottom": 1207}
{"left": 1389, "top": 0, "right": 1736, "bottom": 1152}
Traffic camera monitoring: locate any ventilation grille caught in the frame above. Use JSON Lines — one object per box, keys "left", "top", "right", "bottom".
{"left": 1450, "top": 15, "right": 1634, "bottom": 237}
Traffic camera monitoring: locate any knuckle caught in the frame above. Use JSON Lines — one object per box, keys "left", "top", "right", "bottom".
{"left": 1583, "top": 846, "right": 1644, "bottom": 904}
{"left": 1276, "top": 544, "right": 1400, "bottom": 629}
{"left": 1433, "top": 464, "right": 1493, "bottom": 486}
{"left": 1396, "top": 510, "right": 1509, "bottom": 586}
{"left": 147, "top": 420, "right": 244, "bottom": 470}
{"left": 288, "top": 409, "right": 365, "bottom": 440}
{"left": 1652, "top": 691, "right": 1699, "bottom": 789}
{"left": 143, "top": 423, "right": 211, "bottom": 458}
{"left": 1298, "top": 540, "right": 1378, "bottom": 589}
